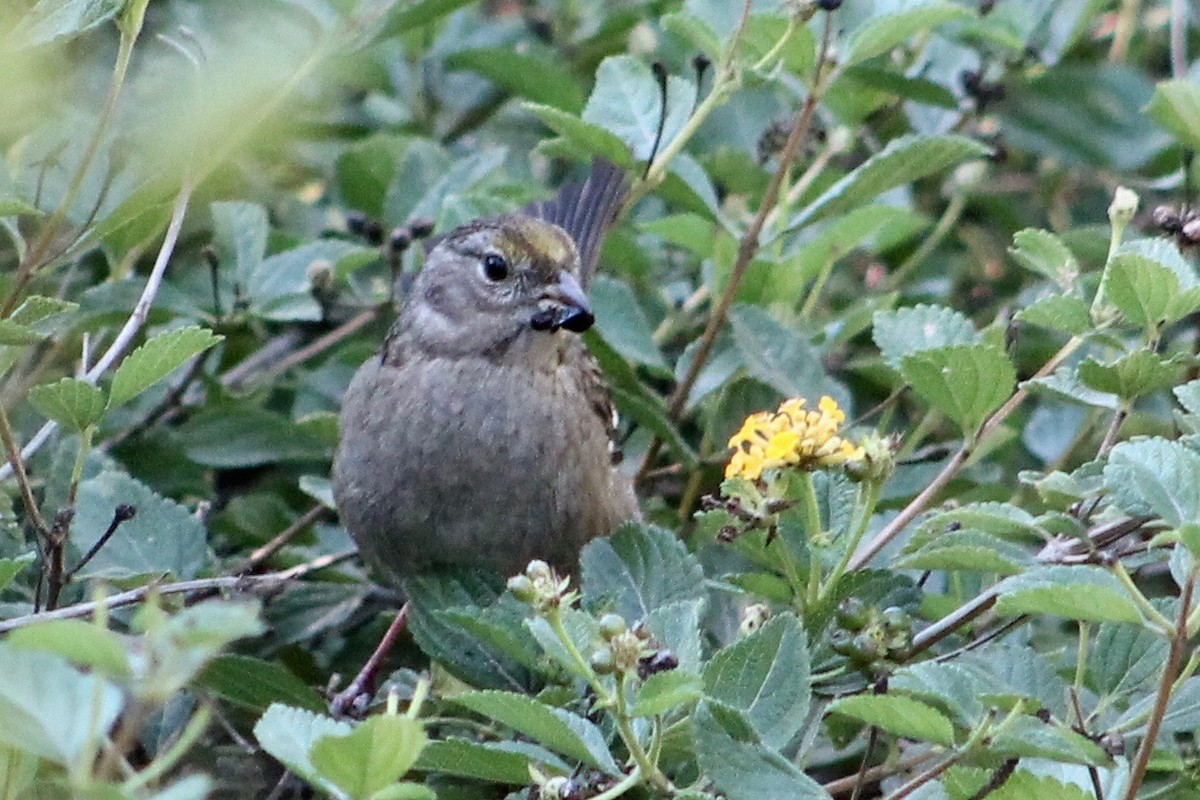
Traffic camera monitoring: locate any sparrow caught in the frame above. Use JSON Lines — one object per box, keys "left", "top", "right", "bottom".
{"left": 332, "top": 160, "right": 640, "bottom": 584}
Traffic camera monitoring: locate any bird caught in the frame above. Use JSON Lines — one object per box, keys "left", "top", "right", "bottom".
{"left": 332, "top": 160, "right": 640, "bottom": 585}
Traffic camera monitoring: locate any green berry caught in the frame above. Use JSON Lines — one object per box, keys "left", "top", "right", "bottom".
{"left": 590, "top": 648, "right": 616, "bottom": 675}
{"left": 598, "top": 613, "right": 627, "bottom": 639}
{"left": 507, "top": 575, "right": 536, "bottom": 602}
{"left": 836, "top": 598, "right": 869, "bottom": 631}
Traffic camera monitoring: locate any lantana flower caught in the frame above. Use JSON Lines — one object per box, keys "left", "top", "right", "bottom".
{"left": 726, "top": 395, "right": 863, "bottom": 480}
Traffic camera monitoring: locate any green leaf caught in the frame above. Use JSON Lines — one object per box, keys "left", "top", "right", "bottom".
{"left": 580, "top": 523, "right": 705, "bottom": 622}
{"left": 9, "top": 296, "right": 78, "bottom": 333}
{"left": 728, "top": 304, "right": 843, "bottom": 401}
{"left": 1009, "top": 228, "right": 1078, "bottom": 287}
{"left": 446, "top": 47, "right": 584, "bottom": 113}
{"left": 414, "top": 738, "right": 531, "bottom": 784}
{"left": 703, "top": 614, "right": 810, "bottom": 750}
{"left": 889, "top": 662, "right": 987, "bottom": 727}
{"left": 381, "top": 0, "right": 476, "bottom": 36}
{"left": 1088, "top": 621, "right": 1169, "bottom": 699}
{"left": 827, "top": 694, "right": 955, "bottom": 746}
{"left": 896, "top": 529, "right": 1031, "bottom": 575}
{"left": 0, "top": 552, "right": 34, "bottom": 592}
{"left": 71, "top": 469, "right": 208, "bottom": 580}
{"left": 1016, "top": 295, "right": 1092, "bottom": 334}
{"left": 873, "top": 304, "right": 980, "bottom": 371}
{"left": 582, "top": 55, "right": 696, "bottom": 161}
{"left": 211, "top": 201, "right": 267, "bottom": 281}
{"left": 9, "top": 0, "right": 123, "bottom": 47}
{"left": 989, "top": 715, "right": 1110, "bottom": 765}
{"left": 1105, "top": 252, "right": 1200, "bottom": 328}
{"left": 454, "top": 691, "right": 621, "bottom": 774}
{"left": 26, "top": 378, "right": 106, "bottom": 431}
{"left": 178, "top": 407, "right": 331, "bottom": 468}
{"left": 1077, "top": 351, "right": 1188, "bottom": 400}
{"left": 1120, "top": 675, "right": 1200, "bottom": 735}
{"left": 248, "top": 241, "right": 367, "bottom": 323}
{"left": 900, "top": 344, "right": 1015, "bottom": 435}
{"left": 310, "top": 715, "right": 427, "bottom": 800}
{"left": 197, "top": 654, "right": 326, "bottom": 713}
{"left": 109, "top": 326, "right": 222, "bottom": 409}
{"left": 0, "top": 644, "right": 123, "bottom": 766}
{"left": 692, "top": 701, "right": 829, "bottom": 800}
{"left": 254, "top": 704, "right": 350, "bottom": 796}
{"left": 0, "top": 320, "right": 45, "bottom": 346}
{"left": 994, "top": 565, "right": 1143, "bottom": 624}
{"left": 845, "top": 2, "right": 974, "bottom": 65}
{"left": 1147, "top": 78, "right": 1200, "bottom": 149}
{"left": 1104, "top": 438, "right": 1200, "bottom": 526}
{"left": 6, "top": 619, "right": 131, "bottom": 678}
{"left": 790, "top": 135, "right": 990, "bottom": 230}
{"left": 589, "top": 276, "right": 667, "bottom": 369}
{"left": 524, "top": 103, "right": 632, "bottom": 164}
{"left": 632, "top": 670, "right": 703, "bottom": 717}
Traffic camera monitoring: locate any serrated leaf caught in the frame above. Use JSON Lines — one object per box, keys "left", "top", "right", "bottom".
{"left": 1104, "top": 253, "right": 1200, "bottom": 328}
{"left": 454, "top": 691, "right": 620, "bottom": 774}
{"left": 889, "top": 662, "right": 987, "bottom": 727}
{"left": 1027, "top": 367, "right": 1120, "bottom": 410}
{"left": 254, "top": 704, "right": 350, "bottom": 796}
{"left": 9, "top": 296, "right": 77, "bottom": 333}
{"left": 873, "top": 304, "right": 980, "bottom": 371}
{"left": 703, "top": 614, "right": 810, "bottom": 750}
{"left": 994, "top": 565, "right": 1143, "bottom": 624}
{"left": 692, "top": 701, "right": 829, "bottom": 800}
{"left": 447, "top": 46, "right": 584, "bottom": 112}
{"left": 1017, "top": 295, "right": 1092, "bottom": 334}
{"left": 580, "top": 523, "right": 705, "bottom": 621}
{"left": 896, "top": 529, "right": 1031, "bottom": 575}
{"left": 845, "top": 2, "right": 973, "bottom": 65}
{"left": 1009, "top": 229, "right": 1078, "bottom": 287}
{"left": 211, "top": 201, "right": 267, "bottom": 281}
{"left": 1077, "top": 351, "right": 1188, "bottom": 400}
{"left": 109, "top": 326, "right": 222, "bottom": 409}
{"left": 525, "top": 103, "right": 632, "bottom": 164}
{"left": 900, "top": 344, "right": 1015, "bottom": 435}
{"left": 1120, "top": 675, "right": 1200, "bottom": 735}
{"left": 991, "top": 715, "right": 1110, "bottom": 765}
{"left": 310, "top": 715, "right": 427, "bottom": 800}
{"left": 1089, "top": 621, "right": 1169, "bottom": 699}
{"left": 827, "top": 694, "right": 956, "bottom": 745}
{"left": 1147, "top": 78, "right": 1200, "bottom": 149}
{"left": 26, "top": 378, "right": 106, "bottom": 431}
{"left": 1104, "top": 438, "right": 1200, "bottom": 526}
{"left": 414, "top": 738, "right": 531, "bottom": 784}
{"left": 632, "top": 670, "right": 703, "bottom": 717}
{"left": 790, "top": 135, "right": 990, "bottom": 230}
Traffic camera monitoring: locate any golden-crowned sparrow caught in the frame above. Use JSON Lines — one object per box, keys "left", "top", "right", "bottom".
{"left": 333, "top": 160, "right": 640, "bottom": 583}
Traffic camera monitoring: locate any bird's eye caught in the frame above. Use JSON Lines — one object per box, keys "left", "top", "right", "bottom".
{"left": 482, "top": 253, "right": 509, "bottom": 282}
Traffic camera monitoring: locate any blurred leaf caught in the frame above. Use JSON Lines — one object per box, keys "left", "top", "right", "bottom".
{"left": 0, "top": 320, "right": 45, "bottom": 346}
{"left": 197, "top": 654, "right": 326, "bottom": 713}
{"left": 1016, "top": 295, "right": 1092, "bottom": 335}
{"left": 582, "top": 55, "right": 696, "bottom": 161}
{"left": 1147, "top": 78, "right": 1200, "bottom": 150}
{"left": 728, "top": 305, "right": 842, "bottom": 402}
{"left": 0, "top": 552, "right": 35, "bottom": 593}
{"left": 447, "top": 47, "right": 584, "bottom": 113}
{"left": 873, "top": 304, "right": 980, "bottom": 371}
{"left": 789, "top": 135, "right": 989, "bottom": 230}
{"left": 889, "top": 661, "right": 987, "bottom": 727}
{"left": 72, "top": 469, "right": 207, "bottom": 580}
{"left": 1120, "top": 676, "right": 1200, "bottom": 735}
{"left": 454, "top": 691, "right": 621, "bottom": 774}
{"left": 703, "top": 614, "right": 810, "bottom": 750}
{"left": 0, "top": 644, "right": 123, "bottom": 766}
{"left": 108, "top": 326, "right": 221, "bottom": 410}
{"left": 9, "top": 0, "right": 123, "bottom": 47}
{"left": 26, "top": 377, "right": 106, "bottom": 431}
{"left": 692, "top": 700, "right": 829, "bottom": 800}
{"left": 250, "top": 241, "right": 368, "bottom": 322}
{"left": 845, "top": 2, "right": 973, "bottom": 66}
{"left": 382, "top": 0, "right": 477, "bottom": 36}
{"left": 9, "top": 296, "right": 77, "bottom": 333}
{"left": 580, "top": 523, "right": 705, "bottom": 622}
{"left": 1105, "top": 253, "right": 1200, "bottom": 329}
{"left": 1088, "top": 621, "right": 1169, "bottom": 700}
{"left": 896, "top": 529, "right": 1031, "bottom": 575}
{"left": 989, "top": 715, "right": 1109, "bottom": 765}
{"left": 526, "top": 103, "right": 633, "bottom": 165}
{"left": 900, "top": 344, "right": 1015, "bottom": 435}
{"left": 211, "top": 201, "right": 268, "bottom": 281}
{"left": 589, "top": 275, "right": 667, "bottom": 369}
{"left": 827, "top": 694, "right": 955, "bottom": 745}
{"left": 7, "top": 619, "right": 131, "bottom": 678}
{"left": 994, "top": 566, "right": 1142, "bottom": 624}
{"left": 178, "top": 407, "right": 330, "bottom": 468}
{"left": 311, "top": 715, "right": 427, "bottom": 800}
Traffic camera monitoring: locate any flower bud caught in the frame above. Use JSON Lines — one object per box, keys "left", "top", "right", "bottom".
{"left": 507, "top": 575, "right": 536, "bottom": 602}
{"left": 598, "top": 613, "right": 627, "bottom": 640}
{"left": 1108, "top": 186, "right": 1139, "bottom": 229}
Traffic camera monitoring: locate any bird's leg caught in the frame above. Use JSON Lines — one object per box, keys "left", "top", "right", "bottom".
{"left": 328, "top": 602, "right": 409, "bottom": 717}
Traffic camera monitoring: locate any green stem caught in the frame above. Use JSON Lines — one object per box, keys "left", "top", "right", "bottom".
{"left": 1110, "top": 562, "right": 1175, "bottom": 636}
{"left": 751, "top": 17, "right": 798, "bottom": 72}
{"left": 1074, "top": 622, "right": 1089, "bottom": 690}
{"left": 614, "top": 673, "right": 672, "bottom": 793}
{"left": 801, "top": 473, "right": 823, "bottom": 610}
{"left": 881, "top": 192, "right": 967, "bottom": 292}
{"left": 123, "top": 703, "right": 212, "bottom": 792}
{"left": 590, "top": 765, "right": 643, "bottom": 800}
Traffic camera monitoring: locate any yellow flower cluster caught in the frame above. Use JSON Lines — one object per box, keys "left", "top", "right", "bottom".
{"left": 726, "top": 396, "right": 864, "bottom": 480}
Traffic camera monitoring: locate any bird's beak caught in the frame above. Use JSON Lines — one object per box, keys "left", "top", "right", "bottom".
{"left": 532, "top": 271, "right": 595, "bottom": 333}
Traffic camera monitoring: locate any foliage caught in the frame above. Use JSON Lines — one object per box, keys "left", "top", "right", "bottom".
{"left": 1, "top": 0, "right": 1200, "bottom": 799}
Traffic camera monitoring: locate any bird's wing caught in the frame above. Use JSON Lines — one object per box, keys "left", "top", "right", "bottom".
{"left": 522, "top": 158, "right": 628, "bottom": 289}
{"left": 575, "top": 345, "right": 625, "bottom": 465}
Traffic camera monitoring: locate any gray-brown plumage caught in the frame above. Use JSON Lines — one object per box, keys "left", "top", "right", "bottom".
{"left": 333, "top": 161, "right": 639, "bottom": 584}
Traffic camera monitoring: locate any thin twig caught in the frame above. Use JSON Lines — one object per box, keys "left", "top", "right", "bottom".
{"left": 329, "top": 603, "right": 410, "bottom": 717}
{"left": 235, "top": 505, "right": 328, "bottom": 575}
{"left": 0, "top": 403, "right": 49, "bottom": 537}
{"left": 226, "top": 307, "right": 379, "bottom": 391}
{"left": 823, "top": 751, "right": 938, "bottom": 796}
{"left": 1122, "top": 570, "right": 1194, "bottom": 800}
{"left": 1170, "top": 0, "right": 1188, "bottom": 80}
{"left": 882, "top": 752, "right": 961, "bottom": 800}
